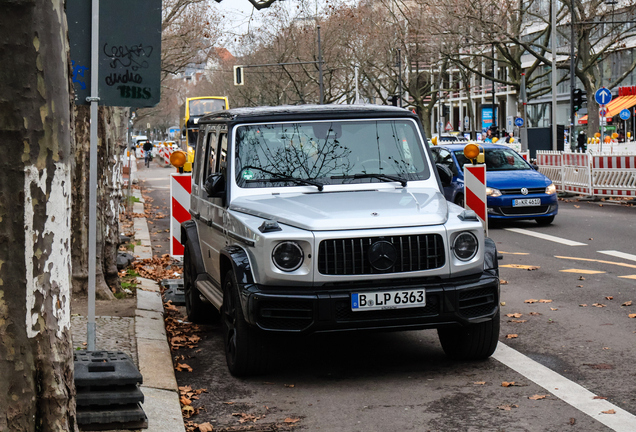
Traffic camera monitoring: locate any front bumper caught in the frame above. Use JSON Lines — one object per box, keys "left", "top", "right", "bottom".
{"left": 487, "top": 193, "right": 558, "bottom": 220}
{"left": 238, "top": 271, "right": 499, "bottom": 334}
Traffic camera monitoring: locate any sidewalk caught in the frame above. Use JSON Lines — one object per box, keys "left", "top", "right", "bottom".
{"left": 71, "top": 159, "right": 184, "bottom": 432}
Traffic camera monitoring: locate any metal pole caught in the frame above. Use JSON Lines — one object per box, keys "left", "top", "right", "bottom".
{"left": 569, "top": 0, "right": 576, "bottom": 150}
{"left": 87, "top": 0, "right": 100, "bottom": 352}
{"left": 317, "top": 25, "right": 324, "bottom": 105}
{"left": 520, "top": 73, "right": 528, "bottom": 152}
{"left": 397, "top": 48, "right": 402, "bottom": 108}
{"left": 491, "top": 42, "right": 496, "bottom": 132}
{"left": 354, "top": 65, "right": 360, "bottom": 104}
{"left": 551, "top": 0, "right": 558, "bottom": 151}
{"left": 127, "top": 108, "right": 133, "bottom": 214}
{"left": 438, "top": 86, "right": 442, "bottom": 135}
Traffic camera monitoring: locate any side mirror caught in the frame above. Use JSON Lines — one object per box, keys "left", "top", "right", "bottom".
{"left": 436, "top": 164, "right": 453, "bottom": 186}
{"left": 204, "top": 173, "right": 226, "bottom": 198}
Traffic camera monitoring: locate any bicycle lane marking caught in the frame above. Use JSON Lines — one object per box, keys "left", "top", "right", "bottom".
{"left": 493, "top": 343, "right": 636, "bottom": 431}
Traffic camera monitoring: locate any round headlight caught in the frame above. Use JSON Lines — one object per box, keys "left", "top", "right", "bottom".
{"left": 453, "top": 232, "right": 478, "bottom": 261}
{"left": 272, "top": 241, "right": 304, "bottom": 272}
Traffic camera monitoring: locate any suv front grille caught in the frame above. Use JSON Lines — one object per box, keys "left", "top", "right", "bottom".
{"left": 318, "top": 234, "right": 445, "bottom": 275}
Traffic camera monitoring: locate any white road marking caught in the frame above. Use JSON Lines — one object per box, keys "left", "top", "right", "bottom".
{"left": 505, "top": 228, "right": 587, "bottom": 246}
{"left": 494, "top": 343, "right": 636, "bottom": 431}
{"left": 598, "top": 250, "right": 636, "bottom": 263}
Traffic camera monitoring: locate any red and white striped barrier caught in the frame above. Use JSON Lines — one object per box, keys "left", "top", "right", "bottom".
{"left": 592, "top": 154, "right": 636, "bottom": 197}
{"left": 536, "top": 151, "right": 563, "bottom": 192}
{"left": 562, "top": 152, "right": 592, "bottom": 195}
{"left": 170, "top": 173, "right": 192, "bottom": 258}
{"left": 464, "top": 163, "right": 487, "bottom": 233}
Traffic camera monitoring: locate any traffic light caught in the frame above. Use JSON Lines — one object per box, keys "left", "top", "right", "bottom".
{"left": 573, "top": 89, "right": 585, "bottom": 111}
{"left": 233, "top": 65, "right": 244, "bottom": 86}
{"left": 442, "top": 105, "right": 450, "bottom": 118}
{"left": 387, "top": 95, "right": 398, "bottom": 106}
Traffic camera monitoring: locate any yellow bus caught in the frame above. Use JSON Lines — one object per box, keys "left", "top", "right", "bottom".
{"left": 180, "top": 96, "right": 229, "bottom": 148}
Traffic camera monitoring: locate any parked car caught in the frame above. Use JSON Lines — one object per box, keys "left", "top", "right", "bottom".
{"left": 431, "top": 143, "right": 558, "bottom": 225}
{"left": 180, "top": 105, "right": 500, "bottom": 376}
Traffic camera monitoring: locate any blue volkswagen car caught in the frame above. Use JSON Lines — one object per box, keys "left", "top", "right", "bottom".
{"left": 431, "top": 143, "right": 558, "bottom": 225}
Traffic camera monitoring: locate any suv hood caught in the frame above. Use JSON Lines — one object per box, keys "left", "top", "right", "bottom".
{"left": 230, "top": 188, "right": 449, "bottom": 231}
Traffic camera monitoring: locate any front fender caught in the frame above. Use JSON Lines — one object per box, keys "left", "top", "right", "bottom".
{"left": 181, "top": 220, "right": 206, "bottom": 276}
{"left": 221, "top": 246, "right": 256, "bottom": 324}
{"left": 483, "top": 237, "right": 498, "bottom": 274}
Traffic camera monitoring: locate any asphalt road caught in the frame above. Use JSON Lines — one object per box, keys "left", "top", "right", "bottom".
{"left": 140, "top": 162, "right": 636, "bottom": 432}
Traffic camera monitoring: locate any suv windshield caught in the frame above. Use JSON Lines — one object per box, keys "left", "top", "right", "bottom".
{"left": 454, "top": 148, "right": 531, "bottom": 172}
{"left": 235, "top": 120, "right": 430, "bottom": 188}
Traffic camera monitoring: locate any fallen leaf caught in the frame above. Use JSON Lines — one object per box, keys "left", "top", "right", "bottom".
{"left": 506, "top": 334, "right": 518, "bottom": 339}
{"left": 509, "top": 319, "right": 527, "bottom": 323}
{"left": 506, "top": 313, "right": 523, "bottom": 318}
{"left": 529, "top": 395, "right": 548, "bottom": 400}
{"left": 629, "top": 314, "right": 636, "bottom": 318}
{"left": 592, "top": 303, "right": 606, "bottom": 308}
{"left": 500, "top": 301, "right": 506, "bottom": 306}
{"left": 284, "top": 418, "right": 301, "bottom": 424}
{"left": 605, "top": 296, "right": 613, "bottom": 300}
{"left": 223, "top": 402, "right": 234, "bottom": 405}
{"left": 500, "top": 279, "right": 508, "bottom": 285}
{"left": 578, "top": 276, "right": 586, "bottom": 280}
{"left": 529, "top": 312, "right": 541, "bottom": 316}
{"left": 589, "top": 238, "right": 593, "bottom": 240}
{"left": 550, "top": 307, "right": 558, "bottom": 311}
{"left": 593, "top": 396, "right": 608, "bottom": 400}
{"left": 579, "top": 304, "right": 588, "bottom": 307}
{"left": 601, "top": 409, "right": 615, "bottom": 414}
{"left": 577, "top": 285, "right": 584, "bottom": 288}
{"left": 501, "top": 381, "right": 518, "bottom": 387}
{"left": 497, "top": 404, "right": 519, "bottom": 410}
{"left": 539, "top": 299, "right": 553, "bottom": 303}
{"left": 473, "top": 381, "right": 486, "bottom": 385}
{"left": 585, "top": 363, "right": 613, "bottom": 370}
{"left": 284, "top": 384, "right": 295, "bottom": 388}
{"left": 603, "top": 347, "right": 610, "bottom": 350}
{"left": 525, "top": 299, "right": 538, "bottom": 304}
{"left": 622, "top": 301, "right": 632, "bottom": 306}
{"left": 574, "top": 205, "right": 580, "bottom": 208}
{"left": 570, "top": 418, "right": 576, "bottom": 425}
{"left": 197, "top": 423, "right": 214, "bottom": 432}
{"left": 180, "top": 396, "right": 192, "bottom": 406}
{"left": 176, "top": 363, "right": 193, "bottom": 372}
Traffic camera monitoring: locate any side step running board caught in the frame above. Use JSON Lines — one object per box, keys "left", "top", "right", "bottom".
{"left": 196, "top": 279, "right": 223, "bottom": 310}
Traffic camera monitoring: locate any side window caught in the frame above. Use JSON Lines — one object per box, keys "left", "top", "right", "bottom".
{"left": 194, "top": 126, "right": 208, "bottom": 185}
{"left": 204, "top": 127, "right": 218, "bottom": 181}
{"left": 217, "top": 132, "right": 228, "bottom": 178}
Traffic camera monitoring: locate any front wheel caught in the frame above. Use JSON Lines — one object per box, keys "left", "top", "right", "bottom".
{"left": 437, "top": 312, "right": 500, "bottom": 360}
{"left": 222, "top": 270, "right": 271, "bottom": 376}
{"left": 535, "top": 215, "right": 555, "bottom": 226}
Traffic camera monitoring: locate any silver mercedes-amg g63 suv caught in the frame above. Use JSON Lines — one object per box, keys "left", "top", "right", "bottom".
{"left": 181, "top": 105, "right": 500, "bottom": 376}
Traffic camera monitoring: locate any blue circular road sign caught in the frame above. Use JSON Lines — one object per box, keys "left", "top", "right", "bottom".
{"left": 514, "top": 117, "right": 524, "bottom": 127}
{"left": 595, "top": 87, "right": 613, "bottom": 105}
{"left": 620, "top": 109, "right": 630, "bottom": 120}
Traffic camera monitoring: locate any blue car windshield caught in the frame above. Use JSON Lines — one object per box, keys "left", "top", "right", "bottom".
{"left": 235, "top": 120, "right": 430, "bottom": 188}
{"left": 454, "top": 148, "right": 531, "bottom": 172}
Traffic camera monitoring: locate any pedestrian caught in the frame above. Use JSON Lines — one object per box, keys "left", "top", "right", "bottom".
{"left": 505, "top": 132, "right": 514, "bottom": 143}
{"left": 577, "top": 131, "right": 586, "bottom": 152}
{"left": 142, "top": 141, "right": 153, "bottom": 167}
{"left": 484, "top": 129, "right": 493, "bottom": 143}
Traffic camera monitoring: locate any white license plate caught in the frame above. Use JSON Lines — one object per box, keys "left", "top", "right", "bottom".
{"left": 513, "top": 198, "right": 541, "bottom": 207}
{"left": 351, "top": 289, "right": 426, "bottom": 311}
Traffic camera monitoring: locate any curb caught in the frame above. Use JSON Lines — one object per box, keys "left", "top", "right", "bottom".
{"left": 131, "top": 192, "right": 184, "bottom": 431}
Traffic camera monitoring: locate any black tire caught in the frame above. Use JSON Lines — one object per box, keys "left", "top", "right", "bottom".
{"left": 183, "top": 243, "right": 218, "bottom": 323}
{"left": 535, "top": 215, "right": 555, "bottom": 226}
{"left": 222, "top": 270, "right": 271, "bottom": 376}
{"left": 437, "top": 312, "right": 500, "bottom": 360}
{"left": 454, "top": 193, "right": 465, "bottom": 208}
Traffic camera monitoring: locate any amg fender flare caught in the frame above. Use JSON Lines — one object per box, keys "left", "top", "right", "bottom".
{"left": 181, "top": 220, "right": 206, "bottom": 276}
{"left": 483, "top": 237, "right": 498, "bottom": 273}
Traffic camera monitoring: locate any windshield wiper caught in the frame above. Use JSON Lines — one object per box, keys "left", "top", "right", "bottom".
{"left": 246, "top": 176, "right": 324, "bottom": 191}
{"left": 330, "top": 173, "right": 407, "bottom": 187}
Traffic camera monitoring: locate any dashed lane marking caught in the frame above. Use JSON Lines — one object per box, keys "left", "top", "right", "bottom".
{"left": 598, "top": 250, "right": 636, "bottom": 263}
{"left": 555, "top": 256, "right": 636, "bottom": 270}
{"left": 505, "top": 228, "right": 587, "bottom": 246}
{"left": 559, "top": 269, "right": 606, "bottom": 274}
{"left": 494, "top": 343, "right": 636, "bottom": 432}
{"left": 499, "top": 251, "right": 530, "bottom": 255}
{"left": 500, "top": 264, "right": 540, "bottom": 270}
{"left": 618, "top": 275, "right": 636, "bottom": 280}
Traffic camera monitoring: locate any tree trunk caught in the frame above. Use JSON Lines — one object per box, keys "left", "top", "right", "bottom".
{"left": 0, "top": 1, "right": 78, "bottom": 430}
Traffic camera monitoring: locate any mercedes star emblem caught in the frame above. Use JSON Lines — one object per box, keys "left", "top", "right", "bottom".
{"left": 521, "top": 187, "right": 529, "bottom": 195}
{"left": 368, "top": 240, "right": 397, "bottom": 271}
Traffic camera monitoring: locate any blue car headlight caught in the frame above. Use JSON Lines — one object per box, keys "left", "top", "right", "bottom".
{"left": 486, "top": 187, "right": 502, "bottom": 197}
{"left": 545, "top": 183, "right": 557, "bottom": 195}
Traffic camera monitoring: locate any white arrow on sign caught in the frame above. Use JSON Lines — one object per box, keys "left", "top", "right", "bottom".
{"left": 595, "top": 88, "right": 612, "bottom": 105}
